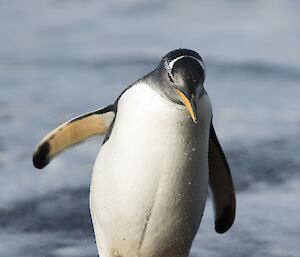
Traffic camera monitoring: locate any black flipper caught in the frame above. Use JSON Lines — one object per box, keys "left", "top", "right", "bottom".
{"left": 208, "top": 123, "right": 236, "bottom": 233}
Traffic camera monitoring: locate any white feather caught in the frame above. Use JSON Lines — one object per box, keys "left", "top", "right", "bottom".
{"left": 90, "top": 82, "right": 212, "bottom": 257}
{"left": 166, "top": 55, "right": 205, "bottom": 72}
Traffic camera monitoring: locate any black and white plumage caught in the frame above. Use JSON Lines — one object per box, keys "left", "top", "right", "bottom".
{"left": 33, "top": 49, "right": 235, "bottom": 257}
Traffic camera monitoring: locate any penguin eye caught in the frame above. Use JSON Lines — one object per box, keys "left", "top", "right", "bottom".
{"left": 168, "top": 73, "right": 174, "bottom": 83}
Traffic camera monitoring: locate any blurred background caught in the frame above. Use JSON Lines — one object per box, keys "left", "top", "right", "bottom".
{"left": 0, "top": 1, "right": 299, "bottom": 256}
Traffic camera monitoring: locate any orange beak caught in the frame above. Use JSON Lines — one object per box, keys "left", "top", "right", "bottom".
{"left": 176, "top": 89, "right": 198, "bottom": 123}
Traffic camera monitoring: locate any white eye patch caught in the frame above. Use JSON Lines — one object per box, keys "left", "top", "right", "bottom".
{"left": 165, "top": 55, "right": 205, "bottom": 73}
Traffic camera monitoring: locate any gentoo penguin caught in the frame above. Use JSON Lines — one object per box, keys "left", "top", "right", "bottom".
{"left": 33, "top": 49, "right": 235, "bottom": 257}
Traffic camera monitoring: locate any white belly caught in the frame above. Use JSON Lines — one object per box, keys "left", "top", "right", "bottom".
{"left": 90, "top": 83, "right": 212, "bottom": 257}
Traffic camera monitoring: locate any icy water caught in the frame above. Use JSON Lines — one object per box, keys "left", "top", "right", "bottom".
{"left": 0, "top": 1, "right": 300, "bottom": 256}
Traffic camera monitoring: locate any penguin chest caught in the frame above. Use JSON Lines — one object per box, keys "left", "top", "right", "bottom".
{"left": 90, "top": 83, "right": 211, "bottom": 256}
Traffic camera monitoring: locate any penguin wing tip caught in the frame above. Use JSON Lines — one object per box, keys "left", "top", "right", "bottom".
{"left": 32, "top": 141, "right": 50, "bottom": 169}
{"left": 215, "top": 222, "right": 233, "bottom": 234}
{"left": 214, "top": 204, "right": 235, "bottom": 234}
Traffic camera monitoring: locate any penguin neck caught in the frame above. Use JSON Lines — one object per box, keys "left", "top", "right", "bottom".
{"left": 143, "top": 70, "right": 183, "bottom": 106}
{"left": 122, "top": 81, "right": 186, "bottom": 117}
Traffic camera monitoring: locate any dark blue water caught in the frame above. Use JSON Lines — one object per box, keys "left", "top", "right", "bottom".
{"left": 0, "top": 1, "right": 299, "bottom": 256}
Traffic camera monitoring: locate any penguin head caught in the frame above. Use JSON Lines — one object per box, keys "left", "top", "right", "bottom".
{"left": 154, "top": 49, "right": 206, "bottom": 123}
